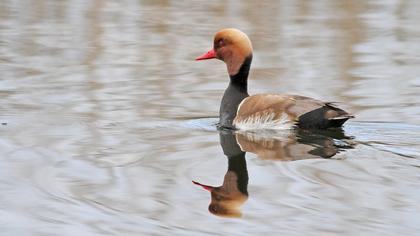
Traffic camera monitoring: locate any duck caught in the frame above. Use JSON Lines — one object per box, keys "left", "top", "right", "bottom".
{"left": 196, "top": 28, "right": 354, "bottom": 130}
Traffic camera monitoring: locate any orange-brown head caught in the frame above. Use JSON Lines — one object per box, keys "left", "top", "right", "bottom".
{"left": 192, "top": 176, "right": 248, "bottom": 218}
{"left": 196, "top": 28, "right": 253, "bottom": 76}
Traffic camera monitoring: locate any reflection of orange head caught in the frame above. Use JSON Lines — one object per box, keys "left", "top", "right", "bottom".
{"left": 193, "top": 174, "right": 248, "bottom": 218}
{"left": 208, "top": 188, "right": 248, "bottom": 218}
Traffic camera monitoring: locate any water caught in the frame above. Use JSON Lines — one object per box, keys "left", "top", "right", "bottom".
{"left": 1, "top": 0, "right": 420, "bottom": 235}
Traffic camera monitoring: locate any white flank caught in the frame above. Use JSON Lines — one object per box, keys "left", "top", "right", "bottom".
{"left": 234, "top": 112, "right": 294, "bottom": 130}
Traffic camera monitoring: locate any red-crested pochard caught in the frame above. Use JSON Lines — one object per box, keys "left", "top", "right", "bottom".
{"left": 196, "top": 28, "right": 354, "bottom": 130}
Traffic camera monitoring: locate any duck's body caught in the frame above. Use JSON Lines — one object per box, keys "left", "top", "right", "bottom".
{"left": 235, "top": 94, "right": 351, "bottom": 130}
{"left": 196, "top": 28, "right": 353, "bottom": 130}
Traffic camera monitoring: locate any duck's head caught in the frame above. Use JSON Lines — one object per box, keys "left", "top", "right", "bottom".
{"left": 192, "top": 180, "right": 248, "bottom": 218}
{"left": 196, "top": 28, "right": 253, "bottom": 76}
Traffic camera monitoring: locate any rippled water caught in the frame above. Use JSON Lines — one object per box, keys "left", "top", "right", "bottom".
{"left": 1, "top": 1, "right": 420, "bottom": 235}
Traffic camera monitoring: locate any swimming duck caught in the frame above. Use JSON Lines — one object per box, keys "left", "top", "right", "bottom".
{"left": 196, "top": 28, "right": 353, "bottom": 130}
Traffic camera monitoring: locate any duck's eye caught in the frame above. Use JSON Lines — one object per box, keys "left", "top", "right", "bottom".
{"left": 217, "top": 39, "right": 225, "bottom": 47}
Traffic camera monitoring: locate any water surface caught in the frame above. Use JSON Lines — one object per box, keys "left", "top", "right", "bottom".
{"left": 1, "top": 1, "right": 420, "bottom": 235}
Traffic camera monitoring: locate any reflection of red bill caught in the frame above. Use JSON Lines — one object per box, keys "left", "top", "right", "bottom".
{"left": 192, "top": 180, "right": 214, "bottom": 191}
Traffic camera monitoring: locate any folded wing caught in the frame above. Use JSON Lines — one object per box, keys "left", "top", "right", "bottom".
{"left": 233, "top": 94, "right": 353, "bottom": 129}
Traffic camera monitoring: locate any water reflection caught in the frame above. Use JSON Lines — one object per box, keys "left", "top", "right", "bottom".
{"left": 1, "top": 0, "right": 420, "bottom": 234}
{"left": 193, "top": 130, "right": 249, "bottom": 218}
{"left": 194, "top": 128, "right": 354, "bottom": 217}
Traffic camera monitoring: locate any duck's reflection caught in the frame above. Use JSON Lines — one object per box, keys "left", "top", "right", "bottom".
{"left": 193, "top": 130, "right": 249, "bottom": 217}
{"left": 193, "top": 128, "right": 354, "bottom": 218}
{"left": 237, "top": 128, "right": 352, "bottom": 160}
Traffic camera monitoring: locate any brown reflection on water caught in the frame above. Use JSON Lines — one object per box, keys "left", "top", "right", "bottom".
{"left": 237, "top": 128, "right": 353, "bottom": 160}
{"left": 194, "top": 131, "right": 248, "bottom": 218}
{"left": 1, "top": 0, "right": 420, "bottom": 235}
{"left": 193, "top": 129, "right": 354, "bottom": 218}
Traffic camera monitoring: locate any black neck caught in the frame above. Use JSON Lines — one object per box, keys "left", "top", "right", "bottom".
{"left": 219, "top": 131, "right": 249, "bottom": 195}
{"left": 229, "top": 55, "right": 252, "bottom": 92}
{"left": 219, "top": 55, "right": 252, "bottom": 128}
{"left": 227, "top": 153, "right": 248, "bottom": 195}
